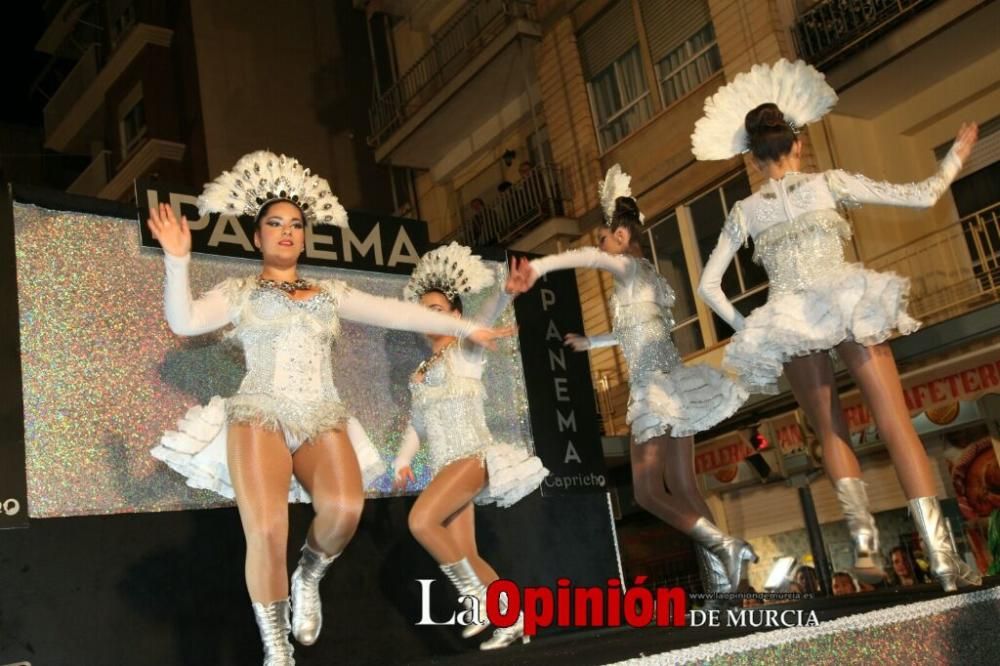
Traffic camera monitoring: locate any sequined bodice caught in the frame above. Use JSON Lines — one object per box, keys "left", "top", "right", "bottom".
{"left": 753, "top": 212, "right": 851, "bottom": 293}
{"left": 731, "top": 173, "right": 854, "bottom": 294}
{"left": 409, "top": 347, "right": 493, "bottom": 464}
{"left": 233, "top": 286, "right": 342, "bottom": 402}
{"left": 611, "top": 259, "right": 682, "bottom": 378}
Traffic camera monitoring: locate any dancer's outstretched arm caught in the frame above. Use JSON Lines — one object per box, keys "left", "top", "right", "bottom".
{"left": 826, "top": 122, "right": 976, "bottom": 208}
{"left": 564, "top": 332, "right": 619, "bottom": 351}
{"left": 527, "top": 246, "right": 633, "bottom": 283}
{"left": 458, "top": 281, "right": 516, "bottom": 361}
{"left": 336, "top": 286, "right": 514, "bottom": 349}
{"left": 697, "top": 204, "right": 746, "bottom": 332}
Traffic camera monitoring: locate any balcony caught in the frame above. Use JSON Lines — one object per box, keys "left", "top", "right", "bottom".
{"left": 67, "top": 150, "right": 111, "bottom": 197}
{"left": 793, "top": 0, "right": 940, "bottom": 69}
{"left": 867, "top": 201, "right": 1000, "bottom": 325}
{"left": 368, "top": 0, "right": 541, "bottom": 170}
{"left": 42, "top": 23, "right": 172, "bottom": 152}
{"left": 442, "top": 163, "right": 577, "bottom": 252}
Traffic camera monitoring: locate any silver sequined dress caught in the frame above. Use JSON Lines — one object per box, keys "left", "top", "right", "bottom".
{"left": 152, "top": 253, "right": 483, "bottom": 502}
{"left": 698, "top": 147, "right": 965, "bottom": 394}
{"left": 530, "top": 249, "right": 748, "bottom": 442}
{"left": 393, "top": 291, "right": 548, "bottom": 507}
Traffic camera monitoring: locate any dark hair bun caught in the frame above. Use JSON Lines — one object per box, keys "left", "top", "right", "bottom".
{"left": 612, "top": 196, "right": 640, "bottom": 223}
{"left": 744, "top": 103, "right": 796, "bottom": 163}
{"left": 745, "top": 103, "right": 788, "bottom": 137}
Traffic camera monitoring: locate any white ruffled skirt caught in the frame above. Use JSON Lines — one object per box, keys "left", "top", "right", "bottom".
{"left": 628, "top": 365, "right": 748, "bottom": 442}
{"left": 151, "top": 396, "right": 387, "bottom": 503}
{"left": 473, "top": 443, "right": 549, "bottom": 508}
{"left": 723, "top": 265, "right": 920, "bottom": 394}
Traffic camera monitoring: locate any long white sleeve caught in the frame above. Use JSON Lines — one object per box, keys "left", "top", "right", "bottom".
{"left": 459, "top": 287, "right": 513, "bottom": 361}
{"left": 697, "top": 205, "right": 747, "bottom": 332}
{"left": 529, "top": 247, "right": 633, "bottom": 282}
{"left": 393, "top": 423, "right": 421, "bottom": 474}
{"left": 336, "top": 286, "right": 482, "bottom": 338}
{"left": 826, "top": 145, "right": 964, "bottom": 209}
{"left": 162, "top": 253, "right": 237, "bottom": 336}
{"left": 587, "top": 333, "right": 619, "bottom": 349}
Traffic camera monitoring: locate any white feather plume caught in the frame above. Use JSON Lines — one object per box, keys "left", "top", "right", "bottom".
{"left": 404, "top": 242, "right": 495, "bottom": 302}
{"left": 197, "top": 150, "right": 347, "bottom": 227}
{"left": 598, "top": 164, "right": 644, "bottom": 224}
{"left": 691, "top": 59, "right": 837, "bottom": 161}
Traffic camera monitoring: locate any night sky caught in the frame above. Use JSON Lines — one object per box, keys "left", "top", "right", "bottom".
{"left": 2, "top": 3, "right": 50, "bottom": 126}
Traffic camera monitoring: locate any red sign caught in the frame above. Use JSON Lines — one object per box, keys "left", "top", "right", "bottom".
{"left": 840, "top": 350, "right": 1000, "bottom": 434}
{"left": 695, "top": 432, "right": 754, "bottom": 474}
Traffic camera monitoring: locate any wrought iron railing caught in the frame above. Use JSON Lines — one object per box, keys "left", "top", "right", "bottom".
{"left": 368, "top": 0, "right": 537, "bottom": 147}
{"left": 867, "top": 201, "right": 1000, "bottom": 325}
{"left": 793, "top": 0, "right": 938, "bottom": 68}
{"left": 443, "top": 163, "right": 570, "bottom": 247}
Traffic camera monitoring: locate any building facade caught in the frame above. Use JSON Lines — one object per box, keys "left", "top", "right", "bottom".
{"left": 364, "top": 0, "right": 1000, "bottom": 591}
{"left": 33, "top": 0, "right": 392, "bottom": 211}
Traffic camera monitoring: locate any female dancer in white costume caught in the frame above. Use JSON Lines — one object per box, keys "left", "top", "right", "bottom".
{"left": 148, "top": 152, "right": 513, "bottom": 665}
{"left": 692, "top": 59, "right": 981, "bottom": 591}
{"left": 393, "top": 243, "right": 547, "bottom": 649}
{"left": 506, "top": 166, "right": 752, "bottom": 601}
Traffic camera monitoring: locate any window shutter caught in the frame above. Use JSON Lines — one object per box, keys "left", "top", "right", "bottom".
{"left": 578, "top": 0, "right": 639, "bottom": 78}
{"left": 639, "top": 0, "right": 712, "bottom": 63}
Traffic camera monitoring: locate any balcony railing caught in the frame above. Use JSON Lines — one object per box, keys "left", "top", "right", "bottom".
{"left": 867, "top": 201, "right": 1000, "bottom": 325}
{"left": 368, "top": 0, "right": 536, "bottom": 147}
{"left": 444, "top": 164, "right": 571, "bottom": 247}
{"left": 43, "top": 42, "right": 100, "bottom": 135}
{"left": 793, "top": 0, "right": 938, "bottom": 68}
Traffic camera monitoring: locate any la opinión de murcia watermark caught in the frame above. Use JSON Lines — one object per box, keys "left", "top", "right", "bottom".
{"left": 416, "top": 577, "right": 823, "bottom": 635}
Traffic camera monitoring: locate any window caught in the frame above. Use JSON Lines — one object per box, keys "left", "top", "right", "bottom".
{"left": 118, "top": 84, "right": 146, "bottom": 158}
{"left": 642, "top": 213, "right": 704, "bottom": 355}
{"left": 588, "top": 47, "right": 654, "bottom": 151}
{"left": 692, "top": 173, "right": 769, "bottom": 340}
{"left": 656, "top": 23, "right": 722, "bottom": 106}
{"left": 639, "top": 0, "right": 720, "bottom": 107}
{"left": 578, "top": 0, "right": 651, "bottom": 152}
{"left": 389, "top": 166, "right": 418, "bottom": 219}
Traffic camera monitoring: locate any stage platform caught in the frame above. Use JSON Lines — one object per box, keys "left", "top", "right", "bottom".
{"left": 2, "top": 496, "right": 995, "bottom": 665}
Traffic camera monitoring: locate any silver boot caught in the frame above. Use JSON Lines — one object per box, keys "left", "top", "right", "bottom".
{"left": 909, "top": 496, "right": 982, "bottom": 592}
{"left": 480, "top": 593, "right": 529, "bottom": 650}
{"left": 439, "top": 558, "right": 491, "bottom": 638}
{"left": 835, "top": 478, "right": 884, "bottom": 584}
{"left": 252, "top": 599, "right": 295, "bottom": 666}
{"left": 689, "top": 517, "right": 757, "bottom": 592}
{"left": 290, "top": 543, "right": 339, "bottom": 645}
{"left": 694, "top": 544, "right": 732, "bottom": 609}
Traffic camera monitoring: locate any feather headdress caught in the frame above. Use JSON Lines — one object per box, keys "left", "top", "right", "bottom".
{"left": 197, "top": 150, "right": 347, "bottom": 227}
{"left": 691, "top": 59, "right": 837, "bottom": 161}
{"left": 404, "top": 242, "right": 495, "bottom": 302}
{"left": 599, "top": 164, "right": 644, "bottom": 225}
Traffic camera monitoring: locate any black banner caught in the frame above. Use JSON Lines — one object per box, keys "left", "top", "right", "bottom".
{"left": 136, "top": 180, "right": 430, "bottom": 274}
{"left": 512, "top": 252, "right": 607, "bottom": 495}
{"left": 1, "top": 184, "right": 29, "bottom": 529}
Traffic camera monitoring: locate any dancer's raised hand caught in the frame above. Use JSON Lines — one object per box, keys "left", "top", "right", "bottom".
{"left": 504, "top": 256, "right": 539, "bottom": 295}
{"left": 953, "top": 122, "right": 979, "bottom": 163}
{"left": 147, "top": 203, "right": 191, "bottom": 257}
